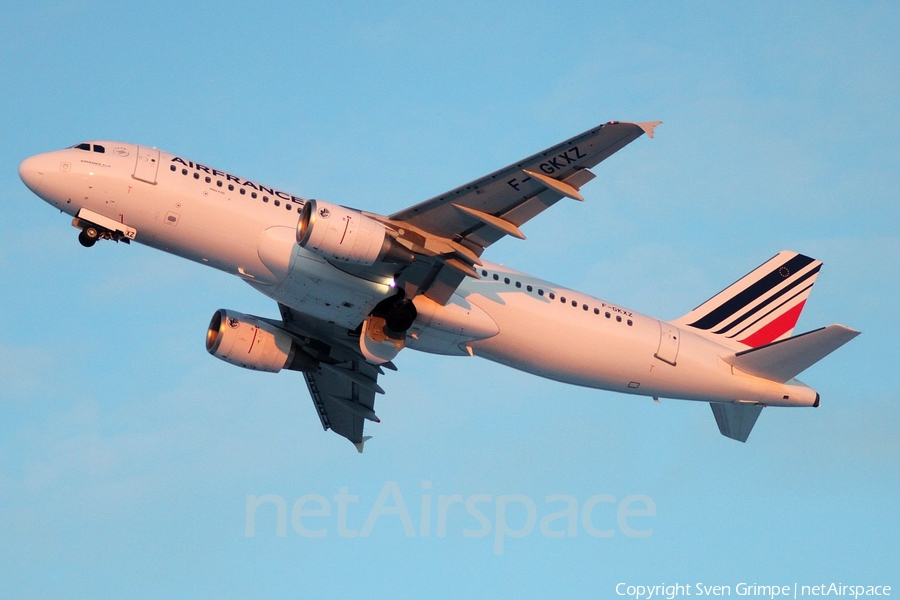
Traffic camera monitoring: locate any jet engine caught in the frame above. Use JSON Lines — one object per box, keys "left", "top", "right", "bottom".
{"left": 297, "top": 199, "right": 413, "bottom": 265}
{"left": 205, "top": 309, "right": 317, "bottom": 373}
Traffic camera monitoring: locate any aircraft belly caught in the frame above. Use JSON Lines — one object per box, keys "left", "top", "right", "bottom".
{"left": 406, "top": 293, "right": 500, "bottom": 355}
{"left": 262, "top": 247, "right": 394, "bottom": 330}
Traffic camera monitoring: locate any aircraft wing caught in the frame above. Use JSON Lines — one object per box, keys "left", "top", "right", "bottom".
{"left": 303, "top": 363, "right": 380, "bottom": 453}
{"left": 386, "top": 121, "right": 660, "bottom": 304}
{"left": 276, "top": 303, "right": 387, "bottom": 452}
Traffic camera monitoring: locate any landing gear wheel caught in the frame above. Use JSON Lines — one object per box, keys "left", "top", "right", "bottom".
{"left": 385, "top": 301, "right": 417, "bottom": 335}
{"left": 79, "top": 227, "right": 99, "bottom": 247}
{"left": 369, "top": 292, "right": 418, "bottom": 339}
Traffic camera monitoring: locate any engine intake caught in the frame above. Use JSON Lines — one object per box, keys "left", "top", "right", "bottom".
{"left": 297, "top": 199, "right": 413, "bottom": 265}
{"left": 206, "top": 309, "right": 317, "bottom": 373}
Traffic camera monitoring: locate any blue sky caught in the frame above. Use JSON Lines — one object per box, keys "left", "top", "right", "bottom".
{"left": 1, "top": 2, "right": 897, "bottom": 598}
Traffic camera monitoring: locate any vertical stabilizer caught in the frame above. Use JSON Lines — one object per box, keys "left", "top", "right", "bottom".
{"left": 674, "top": 251, "right": 822, "bottom": 350}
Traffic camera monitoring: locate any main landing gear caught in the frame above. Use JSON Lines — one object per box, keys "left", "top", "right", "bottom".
{"left": 373, "top": 293, "right": 418, "bottom": 339}
{"left": 359, "top": 292, "right": 418, "bottom": 364}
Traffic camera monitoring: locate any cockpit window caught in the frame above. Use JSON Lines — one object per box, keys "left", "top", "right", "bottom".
{"left": 72, "top": 143, "right": 105, "bottom": 153}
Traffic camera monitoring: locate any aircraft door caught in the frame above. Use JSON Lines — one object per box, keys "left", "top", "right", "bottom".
{"left": 654, "top": 321, "right": 680, "bottom": 366}
{"left": 133, "top": 146, "right": 160, "bottom": 184}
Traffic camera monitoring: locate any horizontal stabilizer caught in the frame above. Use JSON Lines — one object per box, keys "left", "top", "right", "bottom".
{"left": 724, "top": 325, "right": 860, "bottom": 383}
{"left": 710, "top": 402, "right": 764, "bottom": 443}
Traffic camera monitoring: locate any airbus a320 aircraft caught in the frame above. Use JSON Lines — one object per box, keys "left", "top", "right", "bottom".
{"left": 19, "top": 121, "right": 859, "bottom": 451}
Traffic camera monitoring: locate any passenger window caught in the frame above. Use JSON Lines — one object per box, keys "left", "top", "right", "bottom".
{"left": 526, "top": 285, "right": 532, "bottom": 292}
{"left": 285, "top": 203, "right": 291, "bottom": 210}
{"left": 504, "top": 277, "right": 510, "bottom": 284}
{"left": 560, "top": 296, "right": 566, "bottom": 303}
{"left": 594, "top": 308, "right": 599, "bottom": 315}
{"left": 616, "top": 316, "right": 622, "bottom": 322}
{"left": 549, "top": 293, "right": 555, "bottom": 299}
{"left": 240, "top": 188, "right": 246, "bottom": 195}
{"left": 182, "top": 169, "right": 188, "bottom": 175}
{"left": 605, "top": 312, "right": 611, "bottom": 318}
{"left": 627, "top": 319, "right": 633, "bottom": 326}
{"left": 481, "top": 270, "right": 488, "bottom": 277}
{"left": 170, "top": 165, "right": 176, "bottom": 172}
{"left": 228, "top": 184, "right": 234, "bottom": 191}
{"left": 205, "top": 176, "right": 211, "bottom": 183}
{"left": 252, "top": 192, "right": 258, "bottom": 199}
{"left": 274, "top": 200, "right": 281, "bottom": 206}
{"left": 93, "top": 145, "right": 105, "bottom": 153}
{"left": 537, "top": 289, "right": 543, "bottom": 296}
{"left": 193, "top": 173, "right": 200, "bottom": 179}
{"left": 493, "top": 274, "right": 499, "bottom": 281}
{"left": 582, "top": 304, "right": 588, "bottom": 310}
{"left": 572, "top": 300, "right": 578, "bottom": 307}
{"left": 217, "top": 181, "right": 223, "bottom": 187}
{"left": 515, "top": 282, "right": 521, "bottom": 288}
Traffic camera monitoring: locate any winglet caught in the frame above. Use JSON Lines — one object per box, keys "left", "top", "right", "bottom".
{"left": 354, "top": 436, "right": 373, "bottom": 453}
{"left": 635, "top": 121, "right": 662, "bottom": 139}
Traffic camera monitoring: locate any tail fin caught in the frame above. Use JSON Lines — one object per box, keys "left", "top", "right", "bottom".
{"left": 674, "top": 251, "right": 822, "bottom": 350}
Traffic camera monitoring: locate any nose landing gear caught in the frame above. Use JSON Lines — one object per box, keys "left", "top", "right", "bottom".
{"left": 71, "top": 208, "right": 137, "bottom": 248}
{"left": 78, "top": 226, "right": 100, "bottom": 247}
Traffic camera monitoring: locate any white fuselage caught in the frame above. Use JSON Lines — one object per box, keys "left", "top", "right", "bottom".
{"left": 19, "top": 141, "right": 818, "bottom": 409}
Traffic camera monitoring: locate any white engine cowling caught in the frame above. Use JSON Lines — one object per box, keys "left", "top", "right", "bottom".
{"left": 206, "top": 309, "right": 312, "bottom": 373}
{"left": 297, "top": 199, "right": 413, "bottom": 265}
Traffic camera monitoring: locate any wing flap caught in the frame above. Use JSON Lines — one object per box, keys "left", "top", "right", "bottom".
{"left": 304, "top": 364, "right": 380, "bottom": 451}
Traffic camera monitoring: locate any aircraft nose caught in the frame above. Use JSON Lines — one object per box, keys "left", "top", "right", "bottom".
{"left": 18, "top": 154, "right": 46, "bottom": 194}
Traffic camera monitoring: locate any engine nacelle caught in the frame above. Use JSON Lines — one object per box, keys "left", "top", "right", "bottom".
{"left": 297, "top": 199, "right": 413, "bottom": 265}
{"left": 205, "top": 309, "right": 316, "bottom": 373}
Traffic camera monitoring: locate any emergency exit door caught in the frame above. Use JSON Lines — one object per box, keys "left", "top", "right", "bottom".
{"left": 654, "top": 321, "right": 681, "bottom": 366}
{"left": 133, "top": 146, "right": 160, "bottom": 184}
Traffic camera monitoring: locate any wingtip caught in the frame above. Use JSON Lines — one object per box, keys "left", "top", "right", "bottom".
{"left": 635, "top": 121, "right": 663, "bottom": 138}
{"left": 353, "top": 435, "right": 373, "bottom": 453}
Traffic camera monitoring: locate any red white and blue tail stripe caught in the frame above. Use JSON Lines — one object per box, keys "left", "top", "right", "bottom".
{"left": 674, "top": 251, "right": 822, "bottom": 350}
